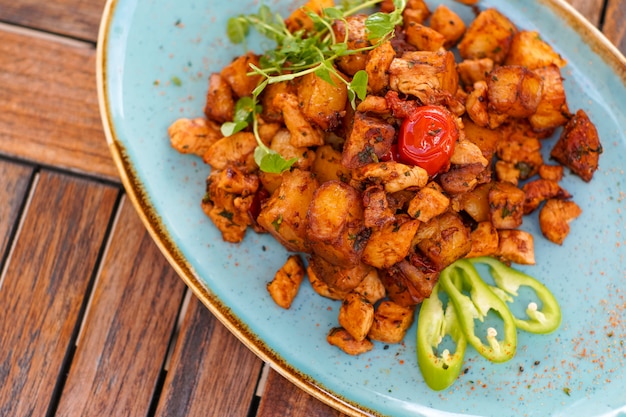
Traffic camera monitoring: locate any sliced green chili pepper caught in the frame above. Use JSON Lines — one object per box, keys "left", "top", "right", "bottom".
{"left": 439, "top": 260, "right": 517, "bottom": 363}
{"left": 417, "top": 282, "right": 467, "bottom": 391}
{"left": 469, "top": 257, "right": 562, "bottom": 334}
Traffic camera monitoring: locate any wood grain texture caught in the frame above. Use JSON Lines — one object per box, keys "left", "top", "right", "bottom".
{"left": 0, "top": 27, "right": 117, "bottom": 180}
{"left": 0, "top": 171, "right": 118, "bottom": 417}
{"left": 603, "top": 0, "right": 626, "bottom": 54}
{"left": 0, "top": 159, "right": 33, "bottom": 263}
{"left": 153, "top": 295, "right": 263, "bottom": 417}
{"left": 256, "top": 369, "right": 348, "bottom": 417}
{"left": 54, "top": 196, "right": 187, "bottom": 417}
{"left": 0, "top": 0, "right": 106, "bottom": 42}
{"left": 565, "top": 0, "right": 606, "bottom": 26}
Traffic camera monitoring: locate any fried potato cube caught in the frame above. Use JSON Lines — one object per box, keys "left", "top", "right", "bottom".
{"left": 257, "top": 169, "right": 319, "bottom": 252}
{"left": 404, "top": 22, "right": 446, "bottom": 51}
{"left": 307, "top": 262, "right": 348, "bottom": 300}
{"left": 204, "top": 73, "right": 235, "bottom": 123}
{"left": 505, "top": 30, "right": 567, "bottom": 69}
{"left": 466, "top": 221, "right": 499, "bottom": 258}
{"left": 267, "top": 255, "right": 305, "bottom": 309}
{"left": 220, "top": 52, "right": 263, "bottom": 98}
{"left": 356, "top": 95, "right": 390, "bottom": 115}
{"left": 522, "top": 178, "right": 571, "bottom": 214}
{"left": 452, "top": 182, "right": 492, "bottom": 222}
{"left": 341, "top": 112, "right": 396, "bottom": 169}
{"left": 260, "top": 81, "right": 296, "bottom": 124}
{"left": 465, "top": 81, "right": 490, "bottom": 127}
{"left": 529, "top": 65, "right": 570, "bottom": 131}
{"left": 538, "top": 164, "right": 564, "bottom": 181}
{"left": 439, "top": 163, "right": 491, "bottom": 196}
{"left": 414, "top": 211, "right": 471, "bottom": 269}
{"left": 457, "top": 58, "right": 495, "bottom": 87}
{"left": 462, "top": 115, "right": 502, "bottom": 160}
{"left": 168, "top": 117, "right": 222, "bottom": 156}
{"left": 362, "top": 185, "right": 395, "bottom": 228}
{"left": 380, "top": 259, "right": 438, "bottom": 306}
{"left": 429, "top": 5, "right": 466, "bottom": 48}
{"left": 297, "top": 71, "right": 348, "bottom": 131}
{"left": 306, "top": 181, "right": 366, "bottom": 267}
{"left": 368, "top": 301, "right": 415, "bottom": 344}
{"left": 362, "top": 215, "right": 421, "bottom": 269}
{"left": 488, "top": 181, "right": 526, "bottom": 229}
{"left": 308, "top": 255, "right": 372, "bottom": 293}
{"left": 327, "top": 327, "right": 373, "bottom": 355}
{"left": 550, "top": 109, "right": 603, "bottom": 182}
{"left": 494, "top": 160, "right": 521, "bottom": 185}
{"left": 273, "top": 92, "right": 325, "bottom": 148}
{"left": 380, "top": 0, "right": 430, "bottom": 24}
{"left": 539, "top": 199, "right": 582, "bottom": 245}
{"left": 332, "top": 14, "right": 370, "bottom": 75}
{"left": 407, "top": 184, "right": 450, "bottom": 222}
{"left": 497, "top": 229, "right": 535, "bottom": 265}
{"left": 203, "top": 131, "right": 257, "bottom": 173}
{"left": 458, "top": 8, "right": 518, "bottom": 64}
{"left": 268, "top": 129, "right": 316, "bottom": 171}
{"left": 389, "top": 50, "right": 459, "bottom": 105}
{"left": 353, "top": 269, "right": 386, "bottom": 305}
{"left": 365, "top": 41, "right": 396, "bottom": 95}
{"left": 201, "top": 167, "right": 259, "bottom": 243}
{"left": 496, "top": 133, "right": 544, "bottom": 179}
{"left": 487, "top": 65, "right": 543, "bottom": 119}
{"left": 312, "top": 144, "right": 351, "bottom": 184}
{"left": 338, "top": 292, "right": 375, "bottom": 342}
{"left": 351, "top": 161, "right": 429, "bottom": 193}
{"left": 284, "top": 0, "right": 334, "bottom": 33}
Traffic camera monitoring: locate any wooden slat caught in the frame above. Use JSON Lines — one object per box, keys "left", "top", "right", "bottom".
{"left": 153, "top": 295, "right": 263, "bottom": 417}
{"left": 0, "top": 26, "right": 117, "bottom": 180}
{"left": 256, "top": 369, "right": 348, "bottom": 417}
{"left": 0, "top": 159, "right": 33, "bottom": 261}
{"left": 0, "top": 0, "right": 106, "bottom": 42}
{"left": 603, "top": 0, "right": 626, "bottom": 54}
{"left": 54, "top": 197, "right": 187, "bottom": 416}
{"left": 566, "top": 0, "right": 606, "bottom": 26}
{"left": 0, "top": 171, "right": 118, "bottom": 417}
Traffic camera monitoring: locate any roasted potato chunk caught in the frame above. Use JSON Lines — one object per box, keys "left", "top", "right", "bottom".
{"left": 362, "top": 215, "right": 421, "bottom": 269}
{"left": 550, "top": 109, "right": 603, "bottom": 182}
{"left": 306, "top": 181, "right": 367, "bottom": 267}
{"left": 494, "top": 161, "right": 521, "bottom": 185}
{"left": 452, "top": 182, "right": 492, "bottom": 223}
{"left": 338, "top": 292, "right": 375, "bottom": 342}
{"left": 267, "top": 255, "right": 305, "bottom": 309}
{"left": 407, "top": 184, "right": 450, "bottom": 222}
{"left": 341, "top": 112, "right": 396, "bottom": 169}
{"left": 204, "top": 73, "right": 235, "bottom": 123}
{"left": 297, "top": 71, "right": 348, "bottom": 131}
{"left": 462, "top": 115, "right": 502, "bottom": 159}
{"left": 368, "top": 301, "right": 415, "bottom": 344}
{"left": 332, "top": 14, "right": 370, "bottom": 75}
{"left": 429, "top": 5, "right": 466, "bottom": 47}
{"left": 496, "top": 133, "right": 544, "bottom": 179}
{"left": 380, "top": 259, "right": 438, "bottom": 306}
{"left": 168, "top": 117, "right": 222, "bottom": 156}
{"left": 362, "top": 185, "right": 396, "bottom": 228}
{"left": 488, "top": 181, "right": 525, "bottom": 229}
{"left": 308, "top": 255, "right": 372, "bottom": 293}
{"left": 458, "top": 8, "right": 518, "bottom": 64}
{"left": 539, "top": 199, "right": 582, "bottom": 245}
{"left": 487, "top": 65, "right": 543, "bottom": 119}
{"left": 284, "top": 0, "right": 333, "bottom": 32}
{"left": 220, "top": 52, "right": 263, "bottom": 98}
{"left": 457, "top": 58, "right": 495, "bottom": 87}
{"left": 353, "top": 269, "right": 386, "bottom": 305}
{"left": 312, "top": 144, "right": 351, "bottom": 184}
{"left": 497, "top": 229, "right": 535, "bottom": 265}
{"left": 466, "top": 221, "right": 499, "bottom": 258}
{"left": 414, "top": 211, "right": 471, "bottom": 270}
{"left": 307, "top": 262, "right": 348, "bottom": 300}
{"left": 327, "top": 327, "right": 373, "bottom": 355}
{"left": 365, "top": 41, "right": 396, "bottom": 95}
{"left": 257, "top": 169, "right": 319, "bottom": 252}
{"left": 529, "top": 65, "right": 570, "bottom": 131}
{"left": 404, "top": 22, "right": 446, "bottom": 51}
{"left": 260, "top": 81, "right": 296, "bottom": 124}
{"left": 273, "top": 92, "right": 325, "bottom": 148}
{"left": 505, "top": 30, "right": 567, "bottom": 69}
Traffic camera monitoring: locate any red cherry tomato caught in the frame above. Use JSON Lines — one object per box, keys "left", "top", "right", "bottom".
{"left": 398, "top": 105, "right": 459, "bottom": 176}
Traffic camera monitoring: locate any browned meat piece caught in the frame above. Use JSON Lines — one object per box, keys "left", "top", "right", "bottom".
{"left": 458, "top": 8, "right": 518, "bottom": 64}
{"left": 365, "top": 41, "right": 396, "bottom": 95}
{"left": 327, "top": 327, "right": 373, "bottom": 355}
{"left": 414, "top": 211, "right": 471, "bottom": 269}
{"left": 488, "top": 181, "right": 526, "bottom": 229}
{"left": 204, "top": 73, "right": 235, "bottom": 123}
{"left": 362, "top": 215, "right": 420, "bottom": 269}
{"left": 367, "top": 301, "right": 415, "bottom": 344}
{"left": 505, "top": 30, "right": 567, "bottom": 69}
{"left": 297, "top": 71, "right": 348, "bottom": 131}
{"left": 267, "top": 255, "right": 305, "bottom": 309}
{"left": 362, "top": 185, "right": 396, "bottom": 228}
{"left": 429, "top": 5, "right": 466, "bottom": 48}
{"left": 220, "top": 52, "right": 263, "bottom": 98}
{"left": 539, "top": 199, "right": 582, "bottom": 245}
{"left": 168, "top": 117, "right": 222, "bottom": 156}
{"left": 341, "top": 112, "right": 395, "bottom": 169}
{"left": 522, "top": 178, "right": 571, "bottom": 214}
{"left": 338, "top": 292, "right": 375, "bottom": 342}
{"left": 497, "top": 229, "right": 535, "bottom": 265}
{"left": 487, "top": 65, "right": 543, "bottom": 119}
{"left": 332, "top": 14, "right": 370, "bottom": 76}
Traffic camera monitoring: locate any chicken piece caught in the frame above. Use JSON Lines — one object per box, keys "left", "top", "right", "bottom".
{"left": 538, "top": 164, "right": 564, "bottom": 182}
{"left": 268, "top": 129, "right": 316, "bottom": 171}
{"left": 338, "top": 292, "right": 375, "bottom": 342}
{"left": 168, "top": 117, "right": 222, "bottom": 156}
{"left": 341, "top": 112, "right": 396, "bottom": 169}
{"left": 204, "top": 73, "right": 235, "bottom": 123}
{"left": 257, "top": 169, "right": 319, "bottom": 252}
{"left": 327, "top": 327, "right": 373, "bottom": 355}
{"left": 487, "top": 65, "right": 543, "bottom": 119}
{"left": 388, "top": 50, "right": 458, "bottom": 106}
{"left": 273, "top": 92, "right": 325, "bottom": 148}
{"left": 497, "top": 229, "right": 535, "bottom": 265}
{"left": 362, "top": 185, "right": 396, "bottom": 228}
{"left": 267, "top": 255, "right": 305, "bottom": 309}
{"left": 307, "top": 263, "right": 348, "bottom": 300}
{"left": 362, "top": 215, "right": 421, "bottom": 269}
{"left": 297, "top": 71, "right": 348, "bottom": 131}
{"left": 466, "top": 221, "right": 499, "bottom": 258}
{"left": 465, "top": 81, "right": 490, "bottom": 127}
{"left": 308, "top": 255, "right": 372, "bottom": 293}
{"left": 404, "top": 22, "right": 446, "bottom": 51}
{"left": 458, "top": 8, "right": 518, "bottom": 64}
{"left": 350, "top": 161, "right": 428, "bottom": 193}
{"left": 438, "top": 163, "right": 491, "bottom": 195}
{"left": 353, "top": 269, "right": 386, "bottom": 305}
{"left": 429, "top": 5, "right": 466, "bottom": 47}
{"left": 332, "top": 14, "right": 370, "bottom": 75}
{"left": 496, "top": 133, "right": 544, "bottom": 179}
{"left": 457, "top": 58, "right": 494, "bottom": 87}
{"left": 494, "top": 160, "right": 521, "bottom": 185}
{"left": 203, "top": 131, "right": 257, "bottom": 173}
{"left": 407, "top": 184, "right": 450, "bottom": 222}
{"left": 450, "top": 139, "right": 490, "bottom": 167}
{"left": 522, "top": 178, "right": 572, "bottom": 214}
{"left": 201, "top": 167, "right": 259, "bottom": 243}
{"left": 365, "top": 41, "right": 396, "bottom": 95}
{"left": 220, "top": 52, "right": 263, "bottom": 98}
{"left": 368, "top": 301, "right": 415, "bottom": 344}
{"left": 312, "top": 144, "right": 351, "bottom": 184}
{"left": 414, "top": 211, "right": 471, "bottom": 270}
{"left": 488, "top": 181, "right": 526, "bottom": 229}
{"left": 306, "top": 181, "right": 367, "bottom": 268}
{"left": 382, "top": 257, "right": 439, "bottom": 305}
{"left": 356, "top": 95, "right": 390, "bottom": 115}
{"left": 505, "top": 30, "right": 567, "bottom": 69}
{"left": 539, "top": 199, "right": 582, "bottom": 245}
{"left": 550, "top": 109, "right": 603, "bottom": 182}
{"left": 529, "top": 65, "right": 570, "bottom": 131}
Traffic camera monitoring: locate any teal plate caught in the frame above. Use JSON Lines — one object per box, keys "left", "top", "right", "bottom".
{"left": 97, "top": 1, "right": 626, "bottom": 416}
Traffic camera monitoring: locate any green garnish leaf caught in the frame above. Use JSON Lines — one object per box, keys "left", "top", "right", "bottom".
{"left": 226, "top": 17, "right": 249, "bottom": 44}
{"left": 255, "top": 147, "right": 297, "bottom": 174}
{"left": 220, "top": 96, "right": 262, "bottom": 137}
{"left": 220, "top": 121, "right": 248, "bottom": 136}
{"left": 350, "top": 70, "right": 368, "bottom": 101}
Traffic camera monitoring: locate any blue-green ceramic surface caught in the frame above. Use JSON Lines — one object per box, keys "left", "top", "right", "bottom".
{"left": 97, "top": 1, "right": 626, "bottom": 415}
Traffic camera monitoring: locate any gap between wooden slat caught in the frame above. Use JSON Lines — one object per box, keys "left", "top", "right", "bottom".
{"left": 162, "top": 287, "right": 193, "bottom": 372}
{"left": 0, "top": 21, "right": 93, "bottom": 48}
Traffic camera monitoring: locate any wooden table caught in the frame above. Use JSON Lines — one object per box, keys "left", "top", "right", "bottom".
{"left": 1, "top": 1, "right": 624, "bottom": 416}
